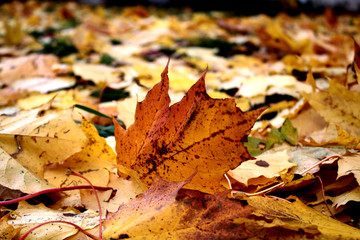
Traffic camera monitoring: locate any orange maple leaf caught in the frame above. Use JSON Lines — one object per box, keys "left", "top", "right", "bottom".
{"left": 114, "top": 62, "right": 264, "bottom": 193}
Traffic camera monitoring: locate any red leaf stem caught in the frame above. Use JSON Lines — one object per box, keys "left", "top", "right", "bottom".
{"left": 0, "top": 185, "right": 112, "bottom": 206}
{"left": 19, "top": 220, "right": 102, "bottom": 240}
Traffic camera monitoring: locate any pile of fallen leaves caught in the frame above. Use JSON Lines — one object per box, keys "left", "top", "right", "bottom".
{"left": 1, "top": 1, "right": 360, "bottom": 239}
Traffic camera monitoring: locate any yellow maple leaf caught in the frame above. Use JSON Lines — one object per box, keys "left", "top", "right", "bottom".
{"left": 303, "top": 80, "right": 360, "bottom": 137}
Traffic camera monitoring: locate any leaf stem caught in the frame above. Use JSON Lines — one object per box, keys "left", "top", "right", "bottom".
{"left": 19, "top": 220, "right": 102, "bottom": 240}
{"left": 300, "top": 154, "right": 341, "bottom": 176}
{"left": 70, "top": 171, "right": 104, "bottom": 239}
{"left": 316, "top": 175, "right": 335, "bottom": 219}
{"left": 0, "top": 185, "right": 112, "bottom": 206}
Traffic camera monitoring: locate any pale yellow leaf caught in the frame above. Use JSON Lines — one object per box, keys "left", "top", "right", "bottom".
{"left": 228, "top": 150, "right": 296, "bottom": 186}
{"left": 0, "top": 148, "right": 51, "bottom": 194}
{"left": 0, "top": 54, "right": 58, "bottom": 85}
{"left": 73, "top": 63, "right": 124, "bottom": 86}
{"left": 303, "top": 80, "right": 360, "bottom": 137}
{"left": 8, "top": 202, "right": 99, "bottom": 240}
{"left": 332, "top": 186, "right": 360, "bottom": 208}
{"left": 337, "top": 154, "right": 360, "bottom": 184}
{"left": 0, "top": 102, "right": 87, "bottom": 177}
{"left": 44, "top": 118, "right": 116, "bottom": 209}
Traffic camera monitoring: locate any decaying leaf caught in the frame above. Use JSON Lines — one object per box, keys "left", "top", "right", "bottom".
{"left": 114, "top": 64, "right": 264, "bottom": 193}
{"left": 236, "top": 196, "right": 360, "bottom": 239}
{"left": 303, "top": 80, "right": 360, "bottom": 137}
{"left": 103, "top": 177, "right": 254, "bottom": 239}
{"left": 0, "top": 214, "right": 19, "bottom": 240}
{"left": 8, "top": 201, "right": 99, "bottom": 240}
{"left": 228, "top": 150, "right": 296, "bottom": 186}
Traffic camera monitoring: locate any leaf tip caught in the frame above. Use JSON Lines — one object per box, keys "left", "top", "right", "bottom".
{"left": 162, "top": 57, "right": 171, "bottom": 76}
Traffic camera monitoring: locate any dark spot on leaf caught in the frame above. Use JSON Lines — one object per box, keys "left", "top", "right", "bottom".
{"left": 257, "top": 142, "right": 266, "bottom": 150}
{"left": 63, "top": 213, "right": 76, "bottom": 217}
{"left": 37, "top": 110, "right": 46, "bottom": 117}
{"left": 255, "top": 160, "right": 269, "bottom": 167}
{"left": 119, "top": 234, "right": 130, "bottom": 239}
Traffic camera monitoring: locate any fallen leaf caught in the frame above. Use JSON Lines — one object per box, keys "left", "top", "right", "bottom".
{"left": 72, "top": 63, "right": 125, "bottom": 86}
{"left": 228, "top": 150, "right": 296, "bottom": 186}
{"left": 244, "top": 118, "right": 298, "bottom": 156}
{"left": 104, "top": 172, "right": 145, "bottom": 213}
{"left": 238, "top": 196, "right": 360, "bottom": 239}
{"left": 303, "top": 80, "right": 360, "bottom": 137}
{"left": 332, "top": 186, "right": 360, "bottom": 208}
{"left": 44, "top": 118, "right": 117, "bottom": 208}
{"left": 114, "top": 64, "right": 264, "bottom": 193}
{"left": 0, "top": 147, "right": 51, "bottom": 195}
{"left": 337, "top": 154, "right": 360, "bottom": 184}
{"left": 289, "top": 146, "right": 345, "bottom": 175}
{"left": 103, "top": 176, "right": 192, "bottom": 239}
{"left": 235, "top": 75, "right": 312, "bottom": 99}
{"left": 10, "top": 76, "right": 76, "bottom": 94}
{"left": 303, "top": 124, "right": 360, "bottom": 149}
{"left": 0, "top": 214, "right": 19, "bottom": 240}
{"left": 103, "top": 177, "right": 254, "bottom": 239}
{"left": 0, "top": 101, "right": 87, "bottom": 177}
{"left": 0, "top": 54, "right": 59, "bottom": 85}
{"left": 8, "top": 201, "right": 99, "bottom": 240}
{"left": 3, "top": 18, "right": 24, "bottom": 45}
{"left": 349, "top": 37, "right": 360, "bottom": 85}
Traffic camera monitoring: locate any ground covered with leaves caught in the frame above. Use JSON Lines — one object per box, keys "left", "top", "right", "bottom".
{"left": 0, "top": 1, "right": 360, "bottom": 239}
